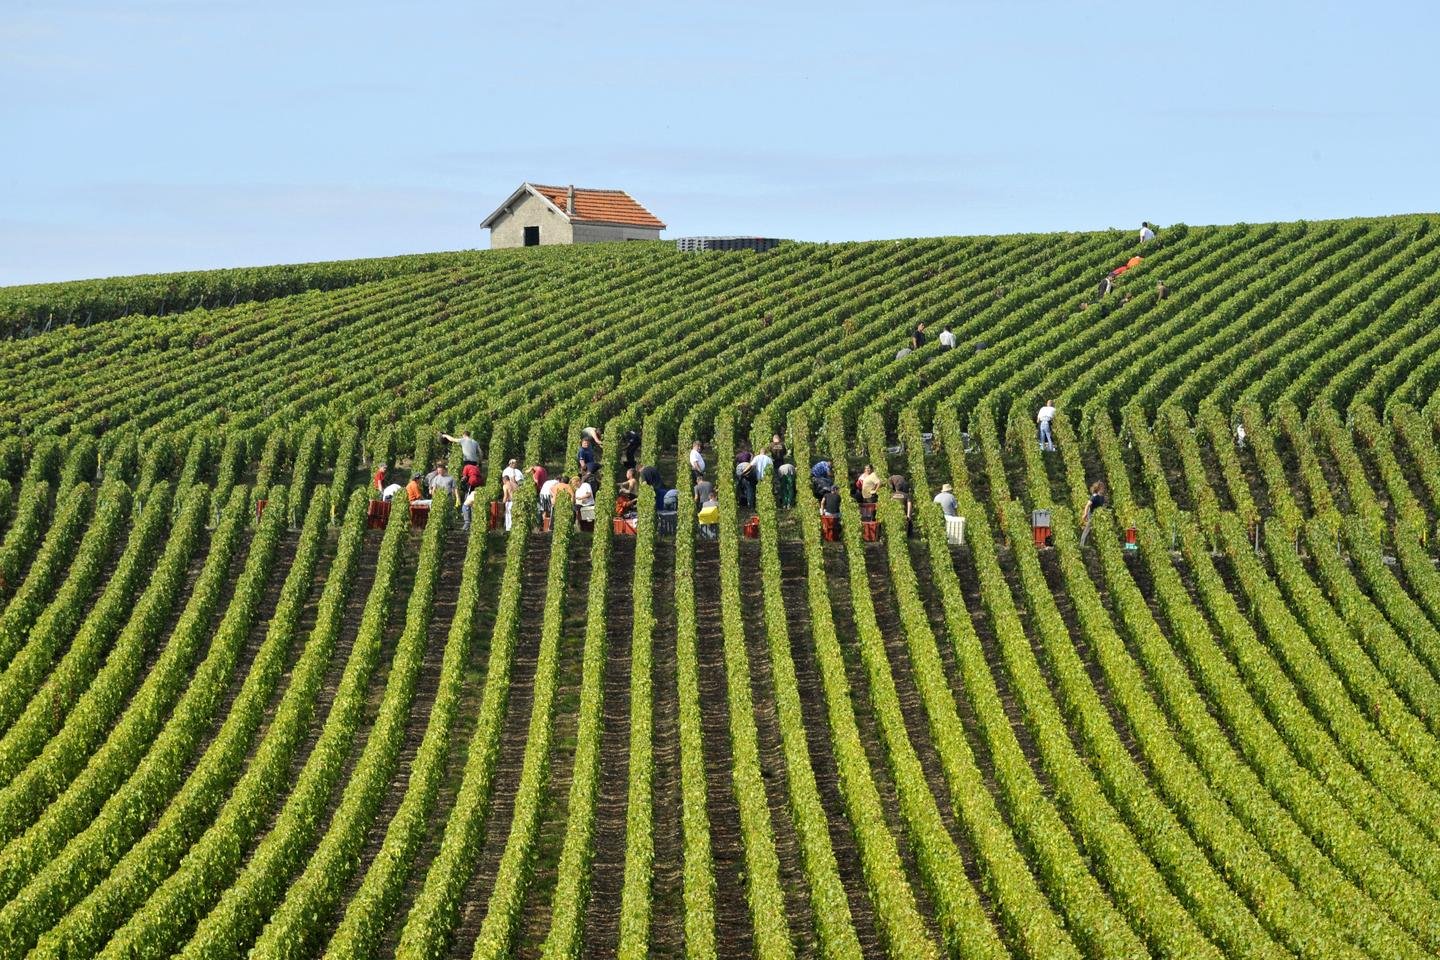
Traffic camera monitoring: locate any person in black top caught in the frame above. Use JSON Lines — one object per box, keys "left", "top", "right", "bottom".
{"left": 1080, "top": 481, "right": 1107, "bottom": 545}
{"left": 622, "top": 430, "right": 642, "bottom": 469}
{"left": 910, "top": 322, "right": 927, "bottom": 350}
{"left": 821, "top": 486, "right": 842, "bottom": 518}
{"left": 639, "top": 463, "right": 664, "bottom": 497}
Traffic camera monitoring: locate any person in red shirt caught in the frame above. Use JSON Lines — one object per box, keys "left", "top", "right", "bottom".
{"left": 461, "top": 462, "right": 482, "bottom": 497}
{"left": 530, "top": 464, "right": 548, "bottom": 488}
{"left": 372, "top": 462, "right": 388, "bottom": 492}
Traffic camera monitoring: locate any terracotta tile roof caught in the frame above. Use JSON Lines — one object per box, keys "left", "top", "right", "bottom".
{"left": 530, "top": 184, "right": 666, "bottom": 229}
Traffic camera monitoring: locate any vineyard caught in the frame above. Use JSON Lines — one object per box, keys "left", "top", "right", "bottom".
{"left": 2, "top": 213, "right": 1440, "bottom": 959}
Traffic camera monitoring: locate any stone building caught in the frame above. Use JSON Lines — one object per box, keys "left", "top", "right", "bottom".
{"left": 481, "top": 183, "right": 666, "bottom": 248}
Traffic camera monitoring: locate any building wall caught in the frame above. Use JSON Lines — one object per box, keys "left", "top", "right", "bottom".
{"left": 488, "top": 193, "right": 574, "bottom": 249}
{"left": 571, "top": 223, "right": 665, "bottom": 244}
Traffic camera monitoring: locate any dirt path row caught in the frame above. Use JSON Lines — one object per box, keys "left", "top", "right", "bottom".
{"left": 818, "top": 543, "right": 945, "bottom": 949}
{"left": 516, "top": 532, "right": 593, "bottom": 959}
{"left": 648, "top": 539, "right": 685, "bottom": 958}
{"left": 776, "top": 540, "right": 884, "bottom": 957}
{"left": 378, "top": 531, "right": 508, "bottom": 957}
{"left": 450, "top": 532, "right": 554, "bottom": 957}
{"left": 692, "top": 540, "right": 756, "bottom": 959}
{"left": 735, "top": 541, "right": 818, "bottom": 958}
{"left": 581, "top": 536, "right": 636, "bottom": 960}
{"left": 330, "top": 528, "right": 465, "bottom": 944}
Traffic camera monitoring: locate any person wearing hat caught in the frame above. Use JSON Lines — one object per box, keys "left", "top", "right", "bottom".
{"left": 405, "top": 473, "right": 424, "bottom": 504}
{"left": 735, "top": 459, "right": 757, "bottom": 508}
{"left": 502, "top": 458, "right": 524, "bottom": 487}
{"left": 933, "top": 483, "right": 959, "bottom": 518}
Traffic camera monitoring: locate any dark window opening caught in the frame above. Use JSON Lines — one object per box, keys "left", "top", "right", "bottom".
{"left": 523, "top": 226, "right": 540, "bottom": 246}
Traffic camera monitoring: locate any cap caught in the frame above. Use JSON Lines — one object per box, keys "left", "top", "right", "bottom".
{"left": 941, "top": 483, "right": 953, "bottom": 492}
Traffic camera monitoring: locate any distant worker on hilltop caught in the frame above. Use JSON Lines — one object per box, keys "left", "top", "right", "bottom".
{"left": 1140, "top": 221, "right": 1156, "bottom": 243}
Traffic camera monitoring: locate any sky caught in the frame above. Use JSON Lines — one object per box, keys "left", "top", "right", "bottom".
{"left": 2, "top": 0, "right": 1437, "bottom": 285}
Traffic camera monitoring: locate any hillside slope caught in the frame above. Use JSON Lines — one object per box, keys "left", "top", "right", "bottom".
{"left": 2, "top": 216, "right": 1440, "bottom": 959}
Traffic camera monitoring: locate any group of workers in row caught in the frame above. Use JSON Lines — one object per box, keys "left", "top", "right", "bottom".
{"left": 368, "top": 423, "right": 1110, "bottom": 545}
{"left": 895, "top": 321, "right": 958, "bottom": 361}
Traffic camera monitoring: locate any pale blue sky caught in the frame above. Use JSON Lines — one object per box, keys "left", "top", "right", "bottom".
{"left": 3, "top": 0, "right": 1436, "bottom": 284}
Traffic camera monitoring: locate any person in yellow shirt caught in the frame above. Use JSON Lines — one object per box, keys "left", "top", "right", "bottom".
{"left": 858, "top": 465, "right": 883, "bottom": 503}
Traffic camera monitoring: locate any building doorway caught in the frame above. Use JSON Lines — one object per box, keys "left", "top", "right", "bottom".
{"left": 523, "top": 226, "right": 540, "bottom": 246}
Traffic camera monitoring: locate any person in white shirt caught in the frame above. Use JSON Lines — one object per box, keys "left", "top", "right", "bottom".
{"left": 1037, "top": 401, "right": 1057, "bottom": 452}
{"left": 689, "top": 441, "right": 706, "bottom": 479}
{"left": 539, "top": 477, "right": 560, "bottom": 515}
{"left": 933, "top": 483, "right": 959, "bottom": 518}
{"left": 1139, "top": 222, "right": 1156, "bottom": 244}
{"left": 462, "top": 487, "right": 478, "bottom": 531}
{"left": 574, "top": 479, "right": 595, "bottom": 508}
{"left": 502, "top": 458, "right": 525, "bottom": 487}
{"left": 938, "top": 325, "right": 956, "bottom": 349}
{"left": 749, "top": 451, "right": 773, "bottom": 480}
{"left": 381, "top": 482, "right": 403, "bottom": 502}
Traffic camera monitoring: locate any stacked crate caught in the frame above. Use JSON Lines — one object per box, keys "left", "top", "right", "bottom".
{"left": 674, "top": 236, "right": 783, "bottom": 253}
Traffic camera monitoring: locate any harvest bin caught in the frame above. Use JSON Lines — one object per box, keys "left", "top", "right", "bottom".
{"left": 1032, "top": 509, "right": 1052, "bottom": 548}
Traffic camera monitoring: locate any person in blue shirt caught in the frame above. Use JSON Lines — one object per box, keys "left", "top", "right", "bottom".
{"left": 810, "top": 459, "right": 832, "bottom": 497}
{"left": 577, "top": 437, "right": 598, "bottom": 474}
